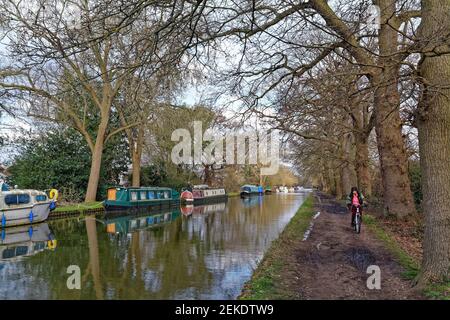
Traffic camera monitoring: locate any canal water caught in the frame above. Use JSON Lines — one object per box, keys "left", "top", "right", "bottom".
{"left": 0, "top": 193, "right": 309, "bottom": 299}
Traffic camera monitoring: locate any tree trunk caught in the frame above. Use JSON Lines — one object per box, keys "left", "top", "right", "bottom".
{"left": 130, "top": 125, "right": 145, "bottom": 187}
{"left": 131, "top": 149, "right": 141, "bottom": 187}
{"left": 321, "top": 164, "right": 330, "bottom": 193}
{"left": 85, "top": 119, "right": 108, "bottom": 202}
{"left": 355, "top": 132, "right": 372, "bottom": 197}
{"left": 373, "top": 0, "right": 416, "bottom": 217}
{"left": 341, "top": 133, "right": 355, "bottom": 195}
{"left": 416, "top": 0, "right": 450, "bottom": 285}
{"left": 373, "top": 74, "right": 416, "bottom": 218}
{"left": 328, "top": 163, "right": 337, "bottom": 195}
{"left": 335, "top": 168, "right": 343, "bottom": 200}
{"left": 204, "top": 164, "right": 214, "bottom": 185}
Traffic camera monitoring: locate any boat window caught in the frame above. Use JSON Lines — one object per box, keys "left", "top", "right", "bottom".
{"left": 140, "top": 191, "right": 147, "bottom": 200}
{"left": 36, "top": 195, "right": 47, "bottom": 202}
{"left": 34, "top": 242, "right": 45, "bottom": 251}
{"left": 130, "top": 192, "right": 138, "bottom": 201}
{"left": 16, "top": 246, "right": 28, "bottom": 256}
{"left": 2, "top": 248, "right": 15, "bottom": 259}
{"left": 5, "top": 194, "right": 31, "bottom": 205}
{"left": 148, "top": 191, "right": 155, "bottom": 199}
{"left": 164, "top": 191, "right": 170, "bottom": 199}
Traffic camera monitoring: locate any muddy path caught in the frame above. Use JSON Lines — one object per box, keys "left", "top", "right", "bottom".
{"left": 289, "top": 192, "right": 423, "bottom": 299}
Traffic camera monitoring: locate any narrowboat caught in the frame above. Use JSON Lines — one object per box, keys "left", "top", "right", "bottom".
{"left": 180, "top": 185, "right": 227, "bottom": 204}
{"left": 1, "top": 223, "right": 57, "bottom": 261}
{"left": 0, "top": 184, "right": 58, "bottom": 228}
{"left": 103, "top": 187, "right": 180, "bottom": 211}
{"left": 240, "top": 185, "right": 264, "bottom": 197}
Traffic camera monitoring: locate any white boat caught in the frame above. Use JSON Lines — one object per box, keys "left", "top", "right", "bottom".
{"left": 0, "top": 185, "right": 57, "bottom": 228}
{"left": 277, "top": 186, "right": 288, "bottom": 193}
{"left": 0, "top": 223, "right": 56, "bottom": 261}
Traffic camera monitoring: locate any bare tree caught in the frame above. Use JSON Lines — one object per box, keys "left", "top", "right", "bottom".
{"left": 187, "top": 0, "right": 420, "bottom": 217}
{"left": 0, "top": 0, "right": 186, "bottom": 201}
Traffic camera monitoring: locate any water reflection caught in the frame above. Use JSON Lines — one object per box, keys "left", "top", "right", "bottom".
{"left": 241, "top": 195, "right": 264, "bottom": 209}
{"left": 0, "top": 193, "right": 308, "bottom": 299}
{"left": 1, "top": 223, "right": 56, "bottom": 261}
{"left": 102, "top": 209, "right": 181, "bottom": 235}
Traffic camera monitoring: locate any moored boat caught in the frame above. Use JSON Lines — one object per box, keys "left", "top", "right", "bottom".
{"left": 180, "top": 185, "right": 227, "bottom": 204}
{"left": 103, "top": 186, "right": 180, "bottom": 211}
{"left": 180, "top": 190, "right": 194, "bottom": 204}
{"left": 265, "top": 186, "right": 272, "bottom": 194}
{"left": 240, "top": 185, "right": 263, "bottom": 197}
{"left": 0, "top": 183, "right": 57, "bottom": 228}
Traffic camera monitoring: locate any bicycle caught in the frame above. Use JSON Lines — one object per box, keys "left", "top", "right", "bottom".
{"left": 353, "top": 205, "right": 362, "bottom": 234}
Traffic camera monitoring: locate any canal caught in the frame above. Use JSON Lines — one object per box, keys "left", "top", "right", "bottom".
{"left": 0, "top": 193, "right": 309, "bottom": 299}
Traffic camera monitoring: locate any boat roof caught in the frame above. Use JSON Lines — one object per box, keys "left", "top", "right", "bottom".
{"left": 0, "top": 189, "right": 46, "bottom": 195}
{"left": 110, "top": 186, "right": 173, "bottom": 191}
{"left": 192, "top": 185, "right": 224, "bottom": 190}
{"left": 193, "top": 184, "right": 209, "bottom": 189}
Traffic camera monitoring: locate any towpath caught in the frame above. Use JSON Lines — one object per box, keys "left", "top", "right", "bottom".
{"left": 288, "top": 192, "right": 422, "bottom": 299}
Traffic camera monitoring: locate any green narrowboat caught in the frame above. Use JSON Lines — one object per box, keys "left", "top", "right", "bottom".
{"left": 103, "top": 187, "right": 180, "bottom": 211}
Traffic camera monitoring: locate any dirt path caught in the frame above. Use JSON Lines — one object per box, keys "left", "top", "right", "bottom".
{"left": 289, "top": 192, "right": 422, "bottom": 299}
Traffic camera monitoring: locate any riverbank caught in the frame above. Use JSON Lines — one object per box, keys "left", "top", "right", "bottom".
{"left": 239, "top": 192, "right": 437, "bottom": 300}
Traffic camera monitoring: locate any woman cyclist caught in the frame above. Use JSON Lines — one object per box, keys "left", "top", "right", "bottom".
{"left": 347, "top": 187, "right": 364, "bottom": 227}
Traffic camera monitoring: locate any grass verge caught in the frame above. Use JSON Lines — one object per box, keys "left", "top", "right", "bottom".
{"left": 54, "top": 201, "right": 103, "bottom": 213}
{"left": 228, "top": 192, "right": 240, "bottom": 197}
{"left": 364, "top": 214, "right": 449, "bottom": 300}
{"left": 239, "top": 195, "right": 315, "bottom": 300}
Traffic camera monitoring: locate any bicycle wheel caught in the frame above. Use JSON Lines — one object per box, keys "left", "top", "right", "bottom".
{"left": 355, "top": 215, "right": 361, "bottom": 234}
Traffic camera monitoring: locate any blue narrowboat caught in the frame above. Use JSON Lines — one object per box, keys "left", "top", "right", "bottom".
{"left": 103, "top": 187, "right": 180, "bottom": 211}
{"left": 240, "top": 185, "right": 264, "bottom": 198}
